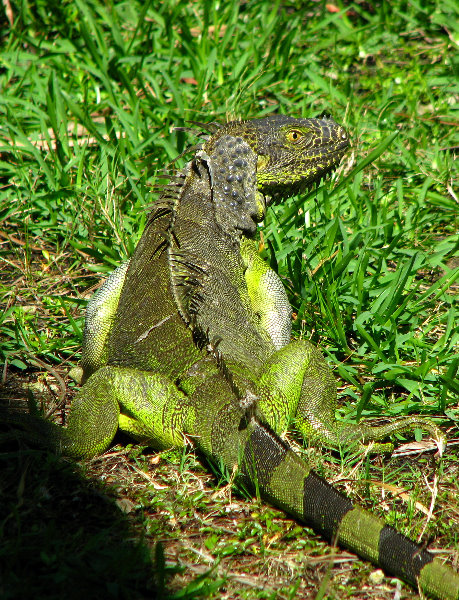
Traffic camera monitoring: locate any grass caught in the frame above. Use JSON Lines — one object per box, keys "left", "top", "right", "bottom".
{"left": 0, "top": 0, "right": 458, "bottom": 598}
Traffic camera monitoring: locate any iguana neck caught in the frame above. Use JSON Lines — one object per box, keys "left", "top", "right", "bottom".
{"left": 168, "top": 157, "right": 274, "bottom": 380}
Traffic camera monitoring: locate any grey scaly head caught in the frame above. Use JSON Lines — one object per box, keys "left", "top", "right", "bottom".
{"left": 199, "top": 115, "right": 349, "bottom": 236}
{"left": 209, "top": 114, "right": 349, "bottom": 201}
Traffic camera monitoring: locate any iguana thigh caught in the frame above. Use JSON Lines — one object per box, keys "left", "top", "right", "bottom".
{"left": 254, "top": 340, "right": 338, "bottom": 441}
{"left": 254, "top": 340, "right": 444, "bottom": 451}
{"left": 64, "top": 366, "right": 190, "bottom": 457}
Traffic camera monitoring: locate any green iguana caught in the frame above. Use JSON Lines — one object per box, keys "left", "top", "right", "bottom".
{"left": 15, "top": 116, "right": 459, "bottom": 598}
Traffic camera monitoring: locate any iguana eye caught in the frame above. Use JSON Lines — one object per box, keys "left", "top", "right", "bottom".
{"left": 286, "top": 129, "right": 303, "bottom": 143}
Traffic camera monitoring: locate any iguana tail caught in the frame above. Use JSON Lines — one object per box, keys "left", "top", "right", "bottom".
{"left": 213, "top": 412, "right": 459, "bottom": 600}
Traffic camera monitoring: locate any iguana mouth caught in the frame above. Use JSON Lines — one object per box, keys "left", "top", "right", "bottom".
{"left": 261, "top": 152, "right": 347, "bottom": 204}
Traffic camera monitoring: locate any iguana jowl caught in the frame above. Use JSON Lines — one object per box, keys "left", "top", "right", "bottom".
{"left": 42, "top": 116, "right": 459, "bottom": 598}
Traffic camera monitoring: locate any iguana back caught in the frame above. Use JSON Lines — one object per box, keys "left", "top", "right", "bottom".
{"left": 108, "top": 153, "right": 272, "bottom": 380}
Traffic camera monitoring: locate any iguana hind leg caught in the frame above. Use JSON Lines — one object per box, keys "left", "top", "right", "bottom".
{"left": 64, "top": 366, "right": 190, "bottom": 457}
{"left": 255, "top": 340, "right": 446, "bottom": 452}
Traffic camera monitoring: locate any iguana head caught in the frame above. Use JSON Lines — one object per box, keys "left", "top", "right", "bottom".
{"left": 207, "top": 115, "right": 349, "bottom": 203}
{"left": 197, "top": 115, "right": 349, "bottom": 235}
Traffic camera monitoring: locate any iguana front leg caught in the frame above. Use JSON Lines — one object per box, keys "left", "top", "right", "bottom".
{"left": 80, "top": 259, "right": 131, "bottom": 382}
{"left": 241, "top": 236, "right": 292, "bottom": 349}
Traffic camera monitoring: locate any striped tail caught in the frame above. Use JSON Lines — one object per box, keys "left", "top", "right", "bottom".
{"left": 240, "top": 420, "right": 459, "bottom": 600}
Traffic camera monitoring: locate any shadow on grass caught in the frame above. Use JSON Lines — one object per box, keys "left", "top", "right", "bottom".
{"left": 0, "top": 371, "right": 228, "bottom": 600}
{"left": 0, "top": 427, "right": 159, "bottom": 600}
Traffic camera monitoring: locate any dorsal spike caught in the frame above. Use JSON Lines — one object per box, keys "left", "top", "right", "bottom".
{"left": 186, "top": 120, "right": 223, "bottom": 134}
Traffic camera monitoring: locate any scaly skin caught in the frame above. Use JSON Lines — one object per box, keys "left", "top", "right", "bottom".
{"left": 15, "top": 116, "right": 459, "bottom": 599}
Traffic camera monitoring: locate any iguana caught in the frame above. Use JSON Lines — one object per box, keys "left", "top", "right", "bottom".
{"left": 14, "top": 116, "right": 459, "bottom": 598}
